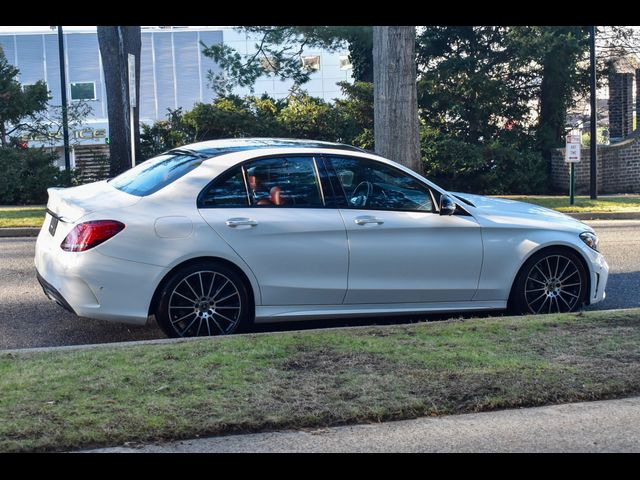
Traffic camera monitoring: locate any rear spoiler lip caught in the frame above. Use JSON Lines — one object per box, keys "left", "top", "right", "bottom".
{"left": 45, "top": 208, "right": 71, "bottom": 223}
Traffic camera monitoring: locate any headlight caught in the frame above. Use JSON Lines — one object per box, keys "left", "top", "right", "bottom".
{"left": 580, "top": 232, "right": 599, "bottom": 251}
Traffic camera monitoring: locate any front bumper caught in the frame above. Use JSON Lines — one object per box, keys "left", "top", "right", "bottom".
{"left": 587, "top": 250, "right": 609, "bottom": 305}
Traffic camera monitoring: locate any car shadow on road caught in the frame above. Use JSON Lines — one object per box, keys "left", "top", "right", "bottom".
{"left": 248, "top": 309, "right": 504, "bottom": 335}
{"left": 250, "top": 271, "right": 640, "bottom": 335}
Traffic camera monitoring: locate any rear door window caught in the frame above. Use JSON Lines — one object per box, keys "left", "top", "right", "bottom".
{"left": 243, "top": 156, "right": 324, "bottom": 207}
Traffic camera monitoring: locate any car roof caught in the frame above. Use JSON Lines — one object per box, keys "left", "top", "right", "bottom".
{"left": 174, "top": 138, "right": 368, "bottom": 158}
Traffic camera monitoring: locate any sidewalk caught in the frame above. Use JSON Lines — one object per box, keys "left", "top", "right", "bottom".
{"left": 0, "top": 227, "right": 39, "bottom": 237}
{"left": 80, "top": 396, "right": 640, "bottom": 453}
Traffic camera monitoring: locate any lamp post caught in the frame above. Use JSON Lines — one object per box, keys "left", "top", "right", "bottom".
{"left": 589, "top": 25, "right": 597, "bottom": 200}
{"left": 57, "top": 26, "right": 71, "bottom": 186}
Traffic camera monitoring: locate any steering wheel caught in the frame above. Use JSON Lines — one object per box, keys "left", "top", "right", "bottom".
{"left": 351, "top": 181, "right": 373, "bottom": 207}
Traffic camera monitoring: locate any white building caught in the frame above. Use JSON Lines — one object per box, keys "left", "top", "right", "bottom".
{"left": 0, "top": 26, "right": 354, "bottom": 169}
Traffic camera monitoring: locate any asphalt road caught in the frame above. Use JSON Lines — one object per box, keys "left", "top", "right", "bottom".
{"left": 82, "top": 396, "right": 640, "bottom": 452}
{"left": 1, "top": 219, "right": 639, "bottom": 350}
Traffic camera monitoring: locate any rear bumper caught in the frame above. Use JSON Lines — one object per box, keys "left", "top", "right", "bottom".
{"left": 36, "top": 270, "right": 77, "bottom": 315}
{"left": 35, "top": 226, "right": 167, "bottom": 325}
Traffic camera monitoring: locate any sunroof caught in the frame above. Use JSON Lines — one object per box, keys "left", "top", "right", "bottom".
{"left": 173, "top": 138, "right": 366, "bottom": 158}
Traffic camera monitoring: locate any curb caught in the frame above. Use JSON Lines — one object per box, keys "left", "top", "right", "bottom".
{"left": 566, "top": 212, "right": 640, "bottom": 220}
{"left": 0, "top": 227, "right": 39, "bottom": 237}
{"left": 1, "top": 307, "right": 637, "bottom": 355}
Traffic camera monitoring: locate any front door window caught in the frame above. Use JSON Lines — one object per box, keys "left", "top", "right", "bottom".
{"left": 328, "top": 156, "right": 434, "bottom": 212}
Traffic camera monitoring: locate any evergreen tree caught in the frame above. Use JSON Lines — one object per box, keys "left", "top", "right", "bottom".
{"left": 0, "top": 47, "right": 49, "bottom": 147}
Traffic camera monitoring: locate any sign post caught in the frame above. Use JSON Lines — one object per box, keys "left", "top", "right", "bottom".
{"left": 565, "top": 131, "right": 581, "bottom": 205}
{"left": 128, "top": 53, "right": 136, "bottom": 168}
{"left": 57, "top": 26, "right": 72, "bottom": 186}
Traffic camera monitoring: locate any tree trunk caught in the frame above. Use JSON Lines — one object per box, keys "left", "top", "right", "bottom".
{"left": 97, "top": 26, "right": 141, "bottom": 176}
{"left": 373, "top": 26, "right": 420, "bottom": 172}
{"left": 0, "top": 122, "right": 6, "bottom": 147}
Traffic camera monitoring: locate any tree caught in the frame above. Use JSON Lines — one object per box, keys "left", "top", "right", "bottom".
{"left": 20, "top": 100, "right": 93, "bottom": 147}
{"left": 373, "top": 26, "right": 420, "bottom": 171}
{"left": 97, "top": 26, "right": 141, "bottom": 175}
{"left": 201, "top": 26, "right": 422, "bottom": 170}
{"left": 0, "top": 47, "right": 49, "bottom": 147}
{"left": 201, "top": 26, "right": 373, "bottom": 96}
{"left": 416, "top": 27, "right": 539, "bottom": 145}
{"left": 505, "top": 26, "right": 591, "bottom": 161}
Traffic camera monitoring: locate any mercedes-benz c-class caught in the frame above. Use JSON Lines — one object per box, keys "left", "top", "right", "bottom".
{"left": 35, "top": 138, "right": 609, "bottom": 337}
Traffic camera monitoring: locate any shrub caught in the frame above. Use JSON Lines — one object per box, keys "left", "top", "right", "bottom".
{"left": 0, "top": 147, "right": 63, "bottom": 204}
{"left": 140, "top": 107, "right": 196, "bottom": 160}
{"left": 139, "top": 86, "right": 550, "bottom": 195}
{"left": 421, "top": 129, "right": 549, "bottom": 195}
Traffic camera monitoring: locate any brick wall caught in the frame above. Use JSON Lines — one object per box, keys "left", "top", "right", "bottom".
{"left": 636, "top": 68, "right": 640, "bottom": 128}
{"left": 551, "top": 136, "right": 640, "bottom": 194}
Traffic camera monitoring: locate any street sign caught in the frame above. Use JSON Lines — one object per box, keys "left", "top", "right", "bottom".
{"left": 128, "top": 53, "right": 136, "bottom": 168}
{"left": 128, "top": 54, "right": 136, "bottom": 108}
{"left": 565, "top": 133, "right": 581, "bottom": 163}
{"left": 565, "top": 130, "right": 581, "bottom": 205}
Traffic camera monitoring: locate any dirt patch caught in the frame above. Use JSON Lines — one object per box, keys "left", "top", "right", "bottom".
{"left": 281, "top": 344, "right": 396, "bottom": 374}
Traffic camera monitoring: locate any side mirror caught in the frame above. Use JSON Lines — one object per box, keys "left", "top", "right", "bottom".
{"left": 439, "top": 194, "right": 456, "bottom": 216}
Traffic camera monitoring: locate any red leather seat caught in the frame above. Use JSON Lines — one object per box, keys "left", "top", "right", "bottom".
{"left": 270, "top": 186, "right": 288, "bottom": 205}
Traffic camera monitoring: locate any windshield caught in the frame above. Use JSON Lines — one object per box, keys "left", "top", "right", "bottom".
{"left": 109, "top": 152, "right": 203, "bottom": 196}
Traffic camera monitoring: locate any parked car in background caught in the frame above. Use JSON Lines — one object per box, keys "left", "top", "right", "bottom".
{"left": 35, "top": 138, "right": 609, "bottom": 338}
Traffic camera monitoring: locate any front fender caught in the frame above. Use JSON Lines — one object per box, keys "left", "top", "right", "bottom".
{"left": 473, "top": 227, "right": 596, "bottom": 302}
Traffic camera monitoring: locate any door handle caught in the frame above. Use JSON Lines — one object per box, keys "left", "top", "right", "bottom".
{"left": 354, "top": 216, "right": 384, "bottom": 225}
{"left": 225, "top": 218, "right": 258, "bottom": 227}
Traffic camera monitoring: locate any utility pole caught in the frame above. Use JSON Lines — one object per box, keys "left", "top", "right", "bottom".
{"left": 589, "top": 25, "right": 598, "bottom": 200}
{"left": 57, "top": 26, "right": 71, "bottom": 187}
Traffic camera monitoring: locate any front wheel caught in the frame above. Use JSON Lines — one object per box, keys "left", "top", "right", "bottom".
{"left": 155, "top": 261, "right": 251, "bottom": 338}
{"left": 510, "top": 249, "right": 588, "bottom": 315}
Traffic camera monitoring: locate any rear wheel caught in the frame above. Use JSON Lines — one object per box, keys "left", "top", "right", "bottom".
{"left": 510, "top": 248, "right": 588, "bottom": 315}
{"left": 156, "top": 261, "right": 250, "bottom": 338}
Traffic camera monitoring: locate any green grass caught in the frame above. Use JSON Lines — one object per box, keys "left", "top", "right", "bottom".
{"left": 0, "top": 207, "right": 46, "bottom": 228}
{"left": 1, "top": 308, "right": 640, "bottom": 452}
{"left": 498, "top": 195, "right": 640, "bottom": 213}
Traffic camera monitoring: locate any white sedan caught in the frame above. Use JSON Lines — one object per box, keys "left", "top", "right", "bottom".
{"left": 35, "top": 138, "right": 609, "bottom": 338}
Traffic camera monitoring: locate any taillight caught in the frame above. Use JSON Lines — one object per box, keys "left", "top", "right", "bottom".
{"left": 60, "top": 220, "right": 125, "bottom": 252}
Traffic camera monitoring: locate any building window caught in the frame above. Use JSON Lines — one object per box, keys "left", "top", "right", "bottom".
{"left": 22, "top": 83, "right": 47, "bottom": 94}
{"left": 260, "top": 56, "right": 279, "bottom": 73}
{"left": 301, "top": 55, "right": 321, "bottom": 71}
{"left": 339, "top": 55, "right": 352, "bottom": 71}
{"left": 70, "top": 82, "right": 96, "bottom": 101}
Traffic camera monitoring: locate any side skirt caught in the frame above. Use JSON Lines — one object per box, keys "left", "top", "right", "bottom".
{"left": 255, "top": 300, "right": 507, "bottom": 323}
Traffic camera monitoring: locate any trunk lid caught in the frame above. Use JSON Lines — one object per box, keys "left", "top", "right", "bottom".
{"left": 46, "top": 180, "right": 141, "bottom": 223}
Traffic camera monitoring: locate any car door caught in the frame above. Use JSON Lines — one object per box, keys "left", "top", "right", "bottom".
{"left": 197, "top": 155, "right": 349, "bottom": 306}
{"left": 323, "top": 155, "right": 483, "bottom": 304}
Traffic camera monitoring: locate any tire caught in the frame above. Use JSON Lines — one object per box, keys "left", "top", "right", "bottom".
{"left": 509, "top": 248, "right": 588, "bottom": 315}
{"left": 155, "top": 261, "right": 251, "bottom": 338}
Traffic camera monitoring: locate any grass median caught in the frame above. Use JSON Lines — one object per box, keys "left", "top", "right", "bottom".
{"left": 1, "top": 308, "right": 640, "bottom": 452}
{"left": 0, "top": 207, "right": 45, "bottom": 228}
{"left": 500, "top": 195, "right": 640, "bottom": 213}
